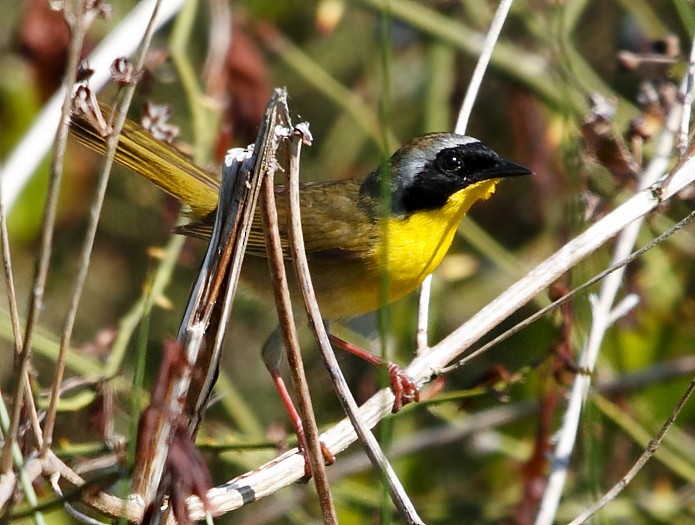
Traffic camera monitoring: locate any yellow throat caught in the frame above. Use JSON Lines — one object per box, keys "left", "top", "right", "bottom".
{"left": 382, "top": 178, "right": 499, "bottom": 292}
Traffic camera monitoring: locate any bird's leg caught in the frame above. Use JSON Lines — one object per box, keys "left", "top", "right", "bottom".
{"left": 327, "top": 333, "right": 420, "bottom": 413}
{"left": 262, "top": 332, "right": 335, "bottom": 481}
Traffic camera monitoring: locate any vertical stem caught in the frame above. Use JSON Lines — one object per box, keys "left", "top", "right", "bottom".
{"left": 41, "top": 0, "right": 166, "bottom": 455}
{"left": 260, "top": 174, "right": 337, "bottom": 524}
{"left": 2, "top": 1, "right": 90, "bottom": 472}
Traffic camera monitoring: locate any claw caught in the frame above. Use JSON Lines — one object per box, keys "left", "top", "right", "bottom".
{"left": 298, "top": 440, "right": 335, "bottom": 483}
{"left": 387, "top": 363, "right": 420, "bottom": 413}
{"left": 320, "top": 441, "right": 336, "bottom": 466}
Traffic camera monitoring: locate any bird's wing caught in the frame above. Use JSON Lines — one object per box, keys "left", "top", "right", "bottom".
{"left": 244, "top": 180, "right": 377, "bottom": 261}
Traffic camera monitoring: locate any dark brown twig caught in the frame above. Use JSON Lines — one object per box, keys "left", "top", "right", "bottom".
{"left": 259, "top": 155, "right": 337, "bottom": 522}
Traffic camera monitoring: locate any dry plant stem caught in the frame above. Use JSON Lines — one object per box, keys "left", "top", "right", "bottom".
{"left": 0, "top": 396, "right": 45, "bottom": 524}
{"left": 180, "top": 91, "right": 290, "bottom": 436}
{"left": 136, "top": 91, "right": 287, "bottom": 524}
{"left": 140, "top": 167, "right": 234, "bottom": 512}
{"left": 416, "top": 0, "right": 514, "bottom": 351}
{"left": 0, "top": 179, "right": 22, "bottom": 363}
{"left": 415, "top": 275, "right": 432, "bottom": 353}
{"left": 40, "top": 450, "right": 143, "bottom": 522}
{"left": 41, "top": 0, "right": 166, "bottom": 457}
{"left": 284, "top": 132, "right": 424, "bottom": 525}
{"left": 535, "top": 69, "right": 688, "bottom": 525}
{"left": 2, "top": 2, "right": 90, "bottom": 474}
{"left": 259, "top": 175, "right": 337, "bottom": 524}
{"left": 567, "top": 377, "right": 695, "bottom": 525}
{"left": 455, "top": 0, "right": 514, "bottom": 133}
{"left": 0, "top": 168, "right": 43, "bottom": 449}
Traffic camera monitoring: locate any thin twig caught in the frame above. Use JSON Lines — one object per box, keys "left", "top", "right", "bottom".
{"left": 2, "top": 0, "right": 92, "bottom": 475}
{"left": 260, "top": 165, "right": 337, "bottom": 524}
{"left": 40, "top": 450, "right": 143, "bottom": 522}
{"left": 0, "top": 166, "right": 43, "bottom": 449}
{"left": 41, "top": 0, "right": 167, "bottom": 455}
{"left": 0, "top": 168, "right": 22, "bottom": 366}
{"left": 567, "top": 377, "right": 695, "bottom": 525}
{"left": 679, "top": 36, "right": 695, "bottom": 155}
{"left": 415, "top": 275, "right": 432, "bottom": 353}
{"left": 0, "top": 392, "right": 46, "bottom": 524}
{"left": 137, "top": 92, "right": 285, "bottom": 524}
{"left": 455, "top": 0, "right": 515, "bottom": 133}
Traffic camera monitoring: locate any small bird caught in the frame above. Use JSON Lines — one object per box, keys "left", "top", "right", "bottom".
{"left": 70, "top": 112, "right": 531, "bottom": 320}
{"left": 70, "top": 107, "right": 531, "bottom": 416}
{"left": 70, "top": 103, "right": 533, "bottom": 507}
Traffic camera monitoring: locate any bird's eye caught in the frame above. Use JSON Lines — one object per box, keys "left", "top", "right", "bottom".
{"left": 437, "top": 150, "right": 463, "bottom": 174}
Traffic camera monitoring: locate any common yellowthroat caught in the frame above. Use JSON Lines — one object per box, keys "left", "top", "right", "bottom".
{"left": 69, "top": 109, "right": 531, "bottom": 319}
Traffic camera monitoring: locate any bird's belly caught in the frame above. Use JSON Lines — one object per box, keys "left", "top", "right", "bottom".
{"left": 239, "top": 233, "right": 451, "bottom": 319}
{"left": 240, "top": 256, "right": 382, "bottom": 319}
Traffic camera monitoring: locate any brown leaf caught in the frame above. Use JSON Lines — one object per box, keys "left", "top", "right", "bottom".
{"left": 15, "top": 0, "right": 71, "bottom": 99}
{"left": 212, "top": 17, "right": 273, "bottom": 157}
{"left": 581, "top": 113, "right": 640, "bottom": 183}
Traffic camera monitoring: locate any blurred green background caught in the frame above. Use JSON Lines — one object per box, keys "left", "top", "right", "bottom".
{"left": 1, "top": 0, "right": 695, "bottom": 524}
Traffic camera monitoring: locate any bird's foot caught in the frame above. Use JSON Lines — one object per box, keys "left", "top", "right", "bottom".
{"left": 387, "top": 362, "right": 420, "bottom": 413}
{"left": 298, "top": 441, "right": 335, "bottom": 483}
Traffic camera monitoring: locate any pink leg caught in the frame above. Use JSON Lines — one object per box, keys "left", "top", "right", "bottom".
{"left": 328, "top": 334, "right": 420, "bottom": 413}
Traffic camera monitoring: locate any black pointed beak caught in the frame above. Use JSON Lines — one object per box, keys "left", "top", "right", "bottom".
{"left": 476, "top": 158, "right": 533, "bottom": 182}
